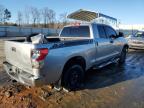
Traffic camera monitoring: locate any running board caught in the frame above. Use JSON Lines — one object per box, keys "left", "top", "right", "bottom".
{"left": 93, "top": 58, "right": 119, "bottom": 69}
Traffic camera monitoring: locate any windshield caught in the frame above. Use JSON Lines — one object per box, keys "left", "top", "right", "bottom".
{"left": 60, "top": 26, "right": 90, "bottom": 37}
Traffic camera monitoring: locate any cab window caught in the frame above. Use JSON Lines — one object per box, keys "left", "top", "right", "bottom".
{"left": 104, "top": 26, "right": 117, "bottom": 38}
{"left": 97, "top": 25, "right": 107, "bottom": 38}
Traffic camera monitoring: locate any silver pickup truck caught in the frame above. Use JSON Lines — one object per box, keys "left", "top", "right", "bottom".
{"left": 3, "top": 23, "right": 128, "bottom": 90}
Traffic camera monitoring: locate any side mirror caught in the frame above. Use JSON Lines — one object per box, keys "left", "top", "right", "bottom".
{"left": 118, "top": 32, "right": 124, "bottom": 37}
{"left": 109, "top": 34, "right": 117, "bottom": 39}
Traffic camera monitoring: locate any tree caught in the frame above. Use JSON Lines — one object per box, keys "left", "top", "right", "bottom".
{"left": 17, "top": 11, "right": 23, "bottom": 26}
{"left": 24, "top": 7, "right": 30, "bottom": 25}
{"left": 0, "top": 5, "right": 5, "bottom": 24}
{"left": 36, "top": 10, "right": 41, "bottom": 26}
{"left": 47, "top": 9, "right": 56, "bottom": 28}
{"left": 3, "top": 8, "right": 11, "bottom": 24}
{"left": 30, "top": 7, "right": 41, "bottom": 27}
{"left": 30, "top": 7, "right": 37, "bottom": 27}
{"left": 56, "top": 20, "right": 61, "bottom": 30}
{"left": 59, "top": 12, "right": 68, "bottom": 26}
{"left": 41, "top": 7, "right": 49, "bottom": 28}
{"left": 41, "top": 8, "right": 56, "bottom": 28}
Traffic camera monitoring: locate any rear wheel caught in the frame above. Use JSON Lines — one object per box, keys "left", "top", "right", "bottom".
{"left": 119, "top": 47, "right": 127, "bottom": 64}
{"left": 62, "top": 64, "right": 84, "bottom": 91}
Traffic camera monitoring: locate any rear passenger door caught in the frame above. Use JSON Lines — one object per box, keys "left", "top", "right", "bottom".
{"left": 93, "top": 24, "right": 114, "bottom": 64}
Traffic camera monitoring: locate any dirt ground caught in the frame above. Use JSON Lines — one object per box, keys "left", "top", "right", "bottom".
{"left": 0, "top": 39, "right": 144, "bottom": 108}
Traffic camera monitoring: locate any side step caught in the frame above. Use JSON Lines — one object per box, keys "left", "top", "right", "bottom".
{"left": 93, "top": 58, "right": 119, "bottom": 69}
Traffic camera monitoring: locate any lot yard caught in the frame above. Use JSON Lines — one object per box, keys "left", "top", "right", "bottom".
{"left": 0, "top": 39, "right": 144, "bottom": 108}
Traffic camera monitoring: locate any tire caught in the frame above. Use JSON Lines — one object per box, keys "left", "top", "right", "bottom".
{"left": 62, "top": 64, "right": 84, "bottom": 91}
{"left": 119, "top": 47, "right": 127, "bottom": 64}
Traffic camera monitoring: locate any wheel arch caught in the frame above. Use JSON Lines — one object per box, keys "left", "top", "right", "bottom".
{"left": 61, "top": 56, "right": 86, "bottom": 85}
{"left": 123, "top": 44, "right": 129, "bottom": 52}
{"left": 62, "top": 56, "right": 86, "bottom": 72}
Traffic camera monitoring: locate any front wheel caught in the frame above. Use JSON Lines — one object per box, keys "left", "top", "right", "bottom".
{"left": 62, "top": 65, "right": 85, "bottom": 91}
{"left": 118, "top": 47, "right": 127, "bottom": 64}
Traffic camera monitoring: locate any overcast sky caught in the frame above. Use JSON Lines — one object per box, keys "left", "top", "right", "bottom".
{"left": 0, "top": 0, "right": 144, "bottom": 24}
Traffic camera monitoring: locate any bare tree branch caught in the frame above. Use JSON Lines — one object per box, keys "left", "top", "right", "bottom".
{"left": 24, "top": 7, "right": 30, "bottom": 25}
{"left": 30, "top": 7, "right": 41, "bottom": 27}
{"left": 47, "top": 9, "right": 56, "bottom": 28}
{"left": 41, "top": 7, "right": 49, "bottom": 28}
{"left": 59, "top": 12, "right": 68, "bottom": 26}
{"left": 17, "top": 11, "right": 23, "bottom": 26}
{"left": 0, "top": 5, "right": 5, "bottom": 24}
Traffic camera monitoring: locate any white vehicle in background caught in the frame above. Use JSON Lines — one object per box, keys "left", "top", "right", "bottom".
{"left": 127, "top": 31, "right": 144, "bottom": 49}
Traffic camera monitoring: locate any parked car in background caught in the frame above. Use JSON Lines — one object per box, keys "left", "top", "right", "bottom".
{"left": 127, "top": 31, "right": 144, "bottom": 49}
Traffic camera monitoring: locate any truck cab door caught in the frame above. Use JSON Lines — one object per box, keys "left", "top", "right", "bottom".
{"left": 104, "top": 26, "right": 121, "bottom": 57}
{"left": 93, "top": 24, "right": 114, "bottom": 64}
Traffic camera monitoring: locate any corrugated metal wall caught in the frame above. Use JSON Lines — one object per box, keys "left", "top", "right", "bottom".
{"left": 0, "top": 26, "right": 61, "bottom": 37}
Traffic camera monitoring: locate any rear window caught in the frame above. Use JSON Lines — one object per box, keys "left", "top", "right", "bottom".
{"left": 60, "top": 26, "right": 90, "bottom": 37}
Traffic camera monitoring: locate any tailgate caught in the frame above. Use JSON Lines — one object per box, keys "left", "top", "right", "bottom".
{"left": 5, "top": 41, "right": 33, "bottom": 73}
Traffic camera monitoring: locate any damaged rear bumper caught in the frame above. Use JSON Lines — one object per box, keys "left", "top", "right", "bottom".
{"left": 3, "top": 61, "right": 44, "bottom": 87}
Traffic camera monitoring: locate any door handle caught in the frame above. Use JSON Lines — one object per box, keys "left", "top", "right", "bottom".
{"left": 110, "top": 40, "right": 114, "bottom": 43}
{"left": 95, "top": 42, "right": 98, "bottom": 46}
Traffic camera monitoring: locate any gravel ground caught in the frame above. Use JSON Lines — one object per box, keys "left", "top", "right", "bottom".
{"left": 0, "top": 39, "right": 144, "bottom": 108}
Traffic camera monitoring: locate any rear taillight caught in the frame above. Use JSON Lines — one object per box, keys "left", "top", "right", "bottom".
{"left": 31, "top": 48, "right": 48, "bottom": 62}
